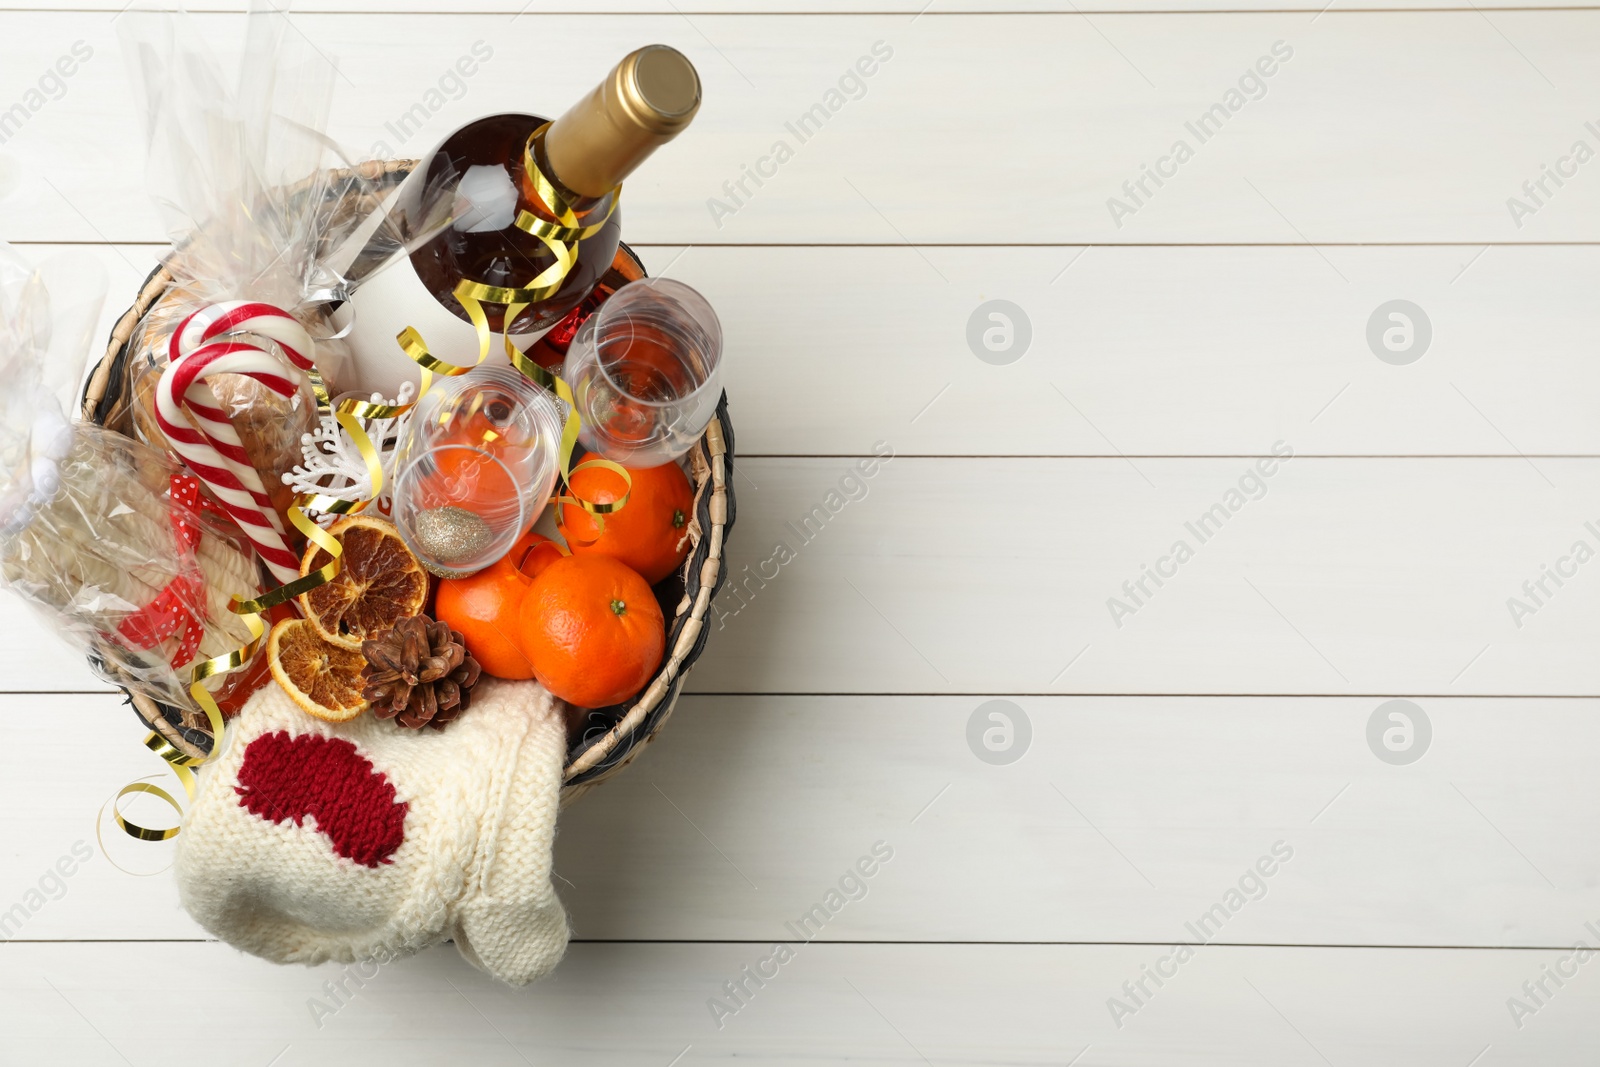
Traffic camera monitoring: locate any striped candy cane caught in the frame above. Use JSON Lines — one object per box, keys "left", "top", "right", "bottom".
{"left": 156, "top": 302, "right": 316, "bottom": 585}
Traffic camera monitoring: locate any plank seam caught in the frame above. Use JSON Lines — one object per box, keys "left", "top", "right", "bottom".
{"left": 3, "top": 938, "right": 1593, "bottom": 951}
{"left": 7, "top": 6, "right": 1598, "bottom": 12}
{"left": 18, "top": 240, "right": 1600, "bottom": 248}
{"left": 16, "top": 690, "right": 1600, "bottom": 698}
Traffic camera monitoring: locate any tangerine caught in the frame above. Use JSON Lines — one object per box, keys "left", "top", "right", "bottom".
{"left": 511, "top": 529, "right": 566, "bottom": 581}
{"left": 518, "top": 554, "right": 665, "bottom": 708}
{"left": 435, "top": 531, "right": 560, "bottom": 680}
{"left": 559, "top": 461, "right": 693, "bottom": 584}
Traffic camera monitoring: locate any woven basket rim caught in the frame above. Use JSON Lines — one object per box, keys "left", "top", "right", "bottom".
{"left": 81, "top": 161, "right": 736, "bottom": 800}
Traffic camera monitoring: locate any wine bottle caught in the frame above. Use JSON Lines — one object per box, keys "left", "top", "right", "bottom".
{"left": 334, "top": 45, "right": 700, "bottom": 395}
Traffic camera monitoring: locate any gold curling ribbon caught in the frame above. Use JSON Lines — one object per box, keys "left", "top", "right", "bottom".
{"left": 101, "top": 731, "right": 205, "bottom": 844}
{"left": 229, "top": 506, "right": 344, "bottom": 614}
{"left": 298, "top": 360, "right": 390, "bottom": 517}
{"left": 446, "top": 122, "right": 617, "bottom": 362}
{"left": 500, "top": 300, "right": 631, "bottom": 545}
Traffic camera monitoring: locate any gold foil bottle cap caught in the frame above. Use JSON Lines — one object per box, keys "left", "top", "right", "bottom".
{"left": 543, "top": 45, "right": 702, "bottom": 199}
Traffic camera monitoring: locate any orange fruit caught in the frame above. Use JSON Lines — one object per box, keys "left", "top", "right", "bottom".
{"left": 436, "top": 536, "right": 540, "bottom": 681}
{"left": 435, "top": 532, "right": 572, "bottom": 680}
{"left": 559, "top": 462, "right": 694, "bottom": 584}
{"left": 518, "top": 554, "right": 665, "bottom": 707}
{"left": 510, "top": 529, "right": 566, "bottom": 581}
{"left": 267, "top": 618, "right": 368, "bottom": 722}
{"left": 298, "top": 516, "right": 429, "bottom": 650}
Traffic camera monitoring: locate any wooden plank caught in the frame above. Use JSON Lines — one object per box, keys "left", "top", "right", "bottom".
{"left": 2, "top": 12, "right": 1600, "bottom": 243}
{"left": 1, "top": 1, "right": 1590, "bottom": 11}
{"left": 2, "top": 939, "right": 1595, "bottom": 1065}
{"left": 24, "top": 241, "right": 1600, "bottom": 459}
{"left": 610, "top": 242, "right": 1600, "bottom": 457}
{"left": 4, "top": 455, "right": 1599, "bottom": 694}
{"left": 689, "top": 456, "right": 1600, "bottom": 696}
{"left": 6, "top": 692, "right": 1599, "bottom": 947}
{"left": 563, "top": 694, "right": 1600, "bottom": 947}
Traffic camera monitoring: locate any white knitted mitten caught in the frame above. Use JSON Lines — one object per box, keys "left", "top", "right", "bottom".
{"left": 174, "top": 677, "right": 569, "bottom": 985}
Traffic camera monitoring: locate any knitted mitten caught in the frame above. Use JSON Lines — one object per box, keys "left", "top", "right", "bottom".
{"left": 173, "top": 677, "right": 569, "bottom": 985}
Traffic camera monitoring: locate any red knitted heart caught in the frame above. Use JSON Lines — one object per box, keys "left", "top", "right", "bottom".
{"left": 235, "top": 732, "right": 408, "bottom": 867}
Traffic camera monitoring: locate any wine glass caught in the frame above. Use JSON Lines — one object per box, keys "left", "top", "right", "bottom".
{"left": 562, "top": 278, "right": 723, "bottom": 466}
{"left": 390, "top": 365, "right": 564, "bottom": 576}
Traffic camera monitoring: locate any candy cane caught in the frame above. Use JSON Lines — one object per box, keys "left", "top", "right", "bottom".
{"left": 171, "top": 302, "right": 316, "bottom": 373}
{"left": 156, "top": 302, "right": 316, "bottom": 585}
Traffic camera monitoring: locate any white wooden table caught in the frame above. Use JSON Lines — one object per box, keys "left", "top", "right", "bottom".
{"left": 2, "top": 2, "right": 1598, "bottom": 1063}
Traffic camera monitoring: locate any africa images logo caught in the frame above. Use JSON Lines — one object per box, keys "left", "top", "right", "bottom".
{"left": 706, "top": 841, "right": 894, "bottom": 1029}
{"left": 1107, "top": 841, "right": 1294, "bottom": 1028}
{"left": 1106, "top": 41, "right": 1294, "bottom": 228}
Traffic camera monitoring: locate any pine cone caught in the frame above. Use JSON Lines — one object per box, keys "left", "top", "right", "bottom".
{"left": 361, "top": 614, "right": 482, "bottom": 730}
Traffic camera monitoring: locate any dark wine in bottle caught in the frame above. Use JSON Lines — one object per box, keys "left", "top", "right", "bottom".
{"left": 407, "top": 112, "right": 622, "bottom": 337}
{"left": 335, "top": 45, "right": 700, "bottom": 395}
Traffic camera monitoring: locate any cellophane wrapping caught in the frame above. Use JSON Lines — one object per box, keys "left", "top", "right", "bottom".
{"left": 107, "top": 3, "right": 386, "bottom": 532}
{"left": 0, "top": 246, "right": 263, "bottom": 713}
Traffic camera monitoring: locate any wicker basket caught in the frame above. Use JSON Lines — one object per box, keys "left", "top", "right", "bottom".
{"left": 80, "top": 161, "right": 736, "bottom": 803}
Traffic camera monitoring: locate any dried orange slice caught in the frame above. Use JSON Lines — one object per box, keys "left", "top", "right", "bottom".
{"left": 267, "top": 619, "right": 368, "bottom": 722}
{"left": 297, "top": 516, "right": 429, "bottom": 650}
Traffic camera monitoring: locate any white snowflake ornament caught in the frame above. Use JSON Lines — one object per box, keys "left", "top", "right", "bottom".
{"left": 283, "top": 381, "right": 416, "bottom": 517}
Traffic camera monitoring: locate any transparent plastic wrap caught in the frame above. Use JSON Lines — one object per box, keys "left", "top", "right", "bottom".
{"left": 104, "top": 2, "right": 380, "bottom": 533}
{"left": 0, "top": 247, "right": 265, "bottom": 713}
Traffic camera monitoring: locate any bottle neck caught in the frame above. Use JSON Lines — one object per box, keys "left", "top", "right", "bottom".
{"left": 540, "top": 46, "right": 700, "bottom": 198}
{"left": 522, "top": 128, "right": 613, "bottom": 220}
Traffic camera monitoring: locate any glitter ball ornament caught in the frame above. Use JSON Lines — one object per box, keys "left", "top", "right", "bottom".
{"left": 411, "top": 506, "right": 496, "bottom": 576}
